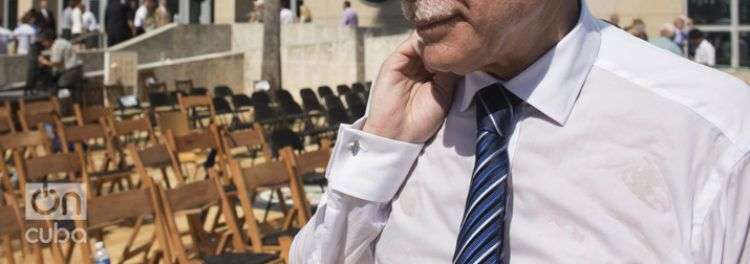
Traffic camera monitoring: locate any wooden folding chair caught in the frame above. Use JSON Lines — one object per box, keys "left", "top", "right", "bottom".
{"left": 0, "top": 129, "right": 52, "bottom": 196}
{"left": 224, "top": 157, "right": 301, "bottom": 255}
{"left": 128, "top": 144, "right": 185, "bottom": 189}
{"left": 0, "top": 192, "right": 44, "bottom": 264}
{"left": 164, "top": 124, "right": 226, "bottom": 182}
{"left": 18, "top": 97, "right": 62, "bottom": 131}
{"left": 56, "top": 119, "right": 134, "bottom": 195}
{"left": 0, "top": 101, "right": 16, "bottom": 134}
{"left": 156, "top": 111, "right": 191, "bottom": 137}
{"left": 286, "top": 139, "right": 333, "bottom": 192}
{"left": 112, "top": 113, "right": 158, "bottom": 147}
{"left": 153, "top": 175, "right": 281, "bottom": 264}
{"left": 177, "top": 94, "right": 217, "bottom": 128}
{"left": 73, "top": 104, "right": 114, "bottom": 126}
{"left": 221, "top": 123, "right": 272, "bottom": 163}
{"left": 13, "top": 146, "right": 89, "bottom": 263}
{"left": 68, "top": 176, "right": 171, "bottom": 264}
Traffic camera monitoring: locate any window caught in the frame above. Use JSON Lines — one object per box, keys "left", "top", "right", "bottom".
{"left": 690, "top": 0, "right": 750, "bottom": 67}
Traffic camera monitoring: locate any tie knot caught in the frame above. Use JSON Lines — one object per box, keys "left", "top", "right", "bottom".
{"left": 475, "top": 84, "right": 522, "bottom": 135}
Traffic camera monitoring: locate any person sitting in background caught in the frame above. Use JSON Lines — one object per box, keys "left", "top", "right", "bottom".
{"left": 689, "top": 29, "right": 716, "bottom": 67}
{"left": 650, "top": 23, "right": 683, "bottom": 56}
{"left": 626, "top": 18, "right": 648, "bottom": 41}
{"left": 37, "top": 30, "right": 84, "bottom": 103}
{"left": 280, "top": 0, "right": 296, "bottom": 24}
{"left": 156, "top": 0, "right": 171, "bottom": 28}
{"left": 341, "top": 0, "right": 359, "bottom": 28}
{"left": 13, "top": 13, "right": 37, "bottom": 55}
{"left": 0, "top": 19, "right": 11, "bottom": 55}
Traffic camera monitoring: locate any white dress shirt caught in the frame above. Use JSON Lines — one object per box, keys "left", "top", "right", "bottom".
{"left": 71, "top": 7, "right": 83, "bottom": 34}
{"left": 134, "top": 5, "right": 148, "bottom": 28}
{"left": 83, "top": 11, "right": 99, "bottom": 32}
{"left": 290, "top": 2, "right": 750, "bottom": 263}
{"left": 694, "top": 39, "right": 717, "bottom": 67}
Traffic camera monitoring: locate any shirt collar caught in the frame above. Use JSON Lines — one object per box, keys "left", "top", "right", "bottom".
{"left": 456, "top": 0, "right": 601, "bottom": 125}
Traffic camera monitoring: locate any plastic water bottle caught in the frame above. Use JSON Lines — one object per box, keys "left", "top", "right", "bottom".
{"left": 93, "top": 241, "right": 111, "bottom": 264}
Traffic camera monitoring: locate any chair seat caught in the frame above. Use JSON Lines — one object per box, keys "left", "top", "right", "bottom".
{"left": 302, "top": 172, "right": 327, "bottom": 186}
{"left": 89, "top": 166, "right": 135, "bottom": 179}
{"left": 202, "top": 252, "right": 277, "bottom": 264}
{"left": 261, "top": 228, "right": 300, "bottom": 245}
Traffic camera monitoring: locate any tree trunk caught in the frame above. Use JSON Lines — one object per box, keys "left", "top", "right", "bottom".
{"left": 261, "top": 0, "right": 282, "bottom": 91}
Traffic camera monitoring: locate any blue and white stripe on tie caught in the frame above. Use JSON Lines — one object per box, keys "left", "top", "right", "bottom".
{"left": 453, "top": 84, "right": 521, "bottom": 264}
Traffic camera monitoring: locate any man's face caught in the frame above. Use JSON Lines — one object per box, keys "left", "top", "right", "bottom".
{"left": 674, "top": 18, "right": 685, "bottom": 30}
{"left": 402, "top": 0, "right": 551, "bottom": 74}
{"left": 40, "top": 0, "right": 48, "bottom": 9}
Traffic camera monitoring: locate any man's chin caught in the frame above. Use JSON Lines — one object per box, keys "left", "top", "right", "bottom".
{"left": 422, "top": 51, "right": 475, "bottom": 75}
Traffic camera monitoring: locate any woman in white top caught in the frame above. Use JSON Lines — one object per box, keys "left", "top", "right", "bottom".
{"left": 13, "top": 13, "right": 37, "bottom": 55}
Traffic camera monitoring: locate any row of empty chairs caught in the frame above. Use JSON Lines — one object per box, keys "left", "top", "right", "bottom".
{"left": 0, "top": 92, "right": 336, "bottom": 263}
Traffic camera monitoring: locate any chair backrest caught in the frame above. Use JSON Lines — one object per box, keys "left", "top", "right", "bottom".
{"left": 212, "top": 97, "right": 233, "bottom": 115}
{"left": 189, "top": 86, "right": 208, "bottom": 96}
{"left": 0, "top": 130, "right": 51, "bottom": 155}
{"left": 317, "top": 86, "right": 334, "bottom": 98}
{"left": 70, "top": 177, "right": 169, "bottom": 264}
{"left": 221, "top": 123, "right": 270, "bottom": 160}
{"left": 323, "top": 95, "right": 350, "bottom": 127}
{"left": 177, "top": 94, "right": 216, "bottom": 123}
{"left": 269, "top": 128, "right": 303, "bottom": 158}
{"left": 156, "top": 176, "right": 246, "bottom": 263}
{"left": 148, "top": 81, "right": 168, "bottom": 92}
{"left": 253, "top": 103, "right": 277, "bottom": 123}
{"left": 73, "top": 104, "right": 113, "bottom": 126}
{"left": 0, "top": 193, "right": 24, "bottom": 238}
{"left": 18, "top": 98, "right": 61, "bottom": 131}
{"left": 287, "top": 139, "right": 332, "bottom": 177}
{"left": 56, "top": 119, "right": 111, "bottom": 149}
{"left": 165, "top": 125, "right": 222, "bottom": 154}
{"left": 336, "top": 84, "right": 351, "bottom": 96}
{"left": 251, "top": 91, "right": 271, "bottom": 106}
{"left": 14, "top": 147, "right": 88, "bottom": 197}
{"left": 112, "top": 116, "right": 157, "bottom": 145}
{"left": 0, "top": 101, "right": 16, "bottom": 134}
{"left": 174, "top": 79, "right": 194, "bottom": 92}
{"left": 300, "top": 88, "right": 324, "bottom": 113}
{"left": 156, "top": 111, "right": 190, "bottom": 137}
{"left": 213, "top": 85, "right": 234, "bottom": 98}
{"left": 352, "top": 82, "right": 367, "bottom": 94}
{"left": 129, "top": 143, "right": 185, "bottom": 188}
{"left": 148, "top": 91, "right": 176, "bottom": 109}
{"left": 231, "top": 94, "right": 253, "bottom": 109}
{"left": 344, "top": 92, "right": 367, "bottom": 120}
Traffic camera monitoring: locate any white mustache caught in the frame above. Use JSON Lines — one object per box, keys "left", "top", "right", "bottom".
{"left": 402, "top": 0, "right": 457, "bottom": 24}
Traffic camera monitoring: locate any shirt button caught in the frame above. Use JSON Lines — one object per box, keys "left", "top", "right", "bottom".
{"left": 348, "top": 140, "right": 360, "bottom": 156}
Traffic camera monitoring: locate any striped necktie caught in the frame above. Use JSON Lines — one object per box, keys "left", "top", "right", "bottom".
{"left": 453, "top": 84, "right": 521, "bottom": 264}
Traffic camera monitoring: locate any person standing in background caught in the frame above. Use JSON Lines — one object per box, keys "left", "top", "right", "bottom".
{"left": 650, "top": 23, "right": 683, "bottom": 56}
{"left": 70, "top": 1, "right": 84, "bottom": 40}
{"left": 341, "top": 0, "right": 358, "bottom": 28}
{"left": 31, "top": 0, "right": 56, "bottom": 34}
{"left": 13, "top": 13, "right": 37, "bottom": 55}
{"left": 0, "top": 18, "right": 11, "bottom": 55}
{"left": 61, "top": 1, "right": 74, "bottom": 40}
{"left": 133, "top": 0, "right": 148, "bottom": 35}
{"left": 626, "top": 18, "right": 648, "bottom": 41}
{"left": 105, "top": 0, "right": 131, "bottom": 46}
{"left": 126, "top": 0, "right": 139, "bottom": 38}
{"left": 142, "top": 0, "right": 159, "bottom": 33}
{"left": 82, "top": 4, "right": 99, "bottom": 49}
{"left": 280, "top": 0, "right": 296, "bottom": 24}
{"left": 689, "top": 29, "right": 716, "bottom": 66}
{"left": 673, "top": 16, "right": 689, "bottom": 52}
{"left": 156, "top": 0, "right": 171, "bottom": 28}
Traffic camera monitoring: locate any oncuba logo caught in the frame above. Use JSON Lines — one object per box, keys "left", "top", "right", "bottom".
{"left": 25, "top": 182, "right": 87, "bottom": 221}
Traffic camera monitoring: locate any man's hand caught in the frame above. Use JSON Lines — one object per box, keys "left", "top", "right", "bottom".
{"left": 363, "top": 34, "right": 459, "bottom": 143}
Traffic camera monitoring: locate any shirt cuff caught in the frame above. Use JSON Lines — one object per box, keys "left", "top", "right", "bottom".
{"left": 327, "top": 119, "right": 424, "bottom": 203}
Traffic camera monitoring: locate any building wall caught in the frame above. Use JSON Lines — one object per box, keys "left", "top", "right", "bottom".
{"left": 588, "top": 0, "right": 685, "bottom": 38}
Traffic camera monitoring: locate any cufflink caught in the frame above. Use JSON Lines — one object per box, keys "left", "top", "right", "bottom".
{"left": 348, "top": 140, "right": 360, "bottom": 156}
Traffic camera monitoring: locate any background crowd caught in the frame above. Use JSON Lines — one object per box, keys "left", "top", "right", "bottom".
{"left": 609, "top": 14, "right": 717, "bottom": 67}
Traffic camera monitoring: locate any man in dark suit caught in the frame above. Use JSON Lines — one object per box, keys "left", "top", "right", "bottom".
{"left": 32, "top": 0, "right": 57, "bottom": 34}
{"left": 105, "top": 0, "right": 131, "bottom": 46}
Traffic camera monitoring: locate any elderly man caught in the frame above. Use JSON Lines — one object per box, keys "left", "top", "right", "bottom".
{"left": 650, "top": 23, "right": 683, "bottom": 56}
{"left": 291, "top": 0, "right": 750, "bottom": 263}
